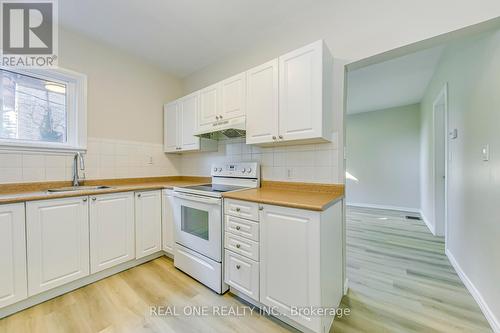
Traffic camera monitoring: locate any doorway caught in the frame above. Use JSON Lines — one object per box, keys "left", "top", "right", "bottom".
{"left": 433, "top": 84, "right": 448, "bottom": 237}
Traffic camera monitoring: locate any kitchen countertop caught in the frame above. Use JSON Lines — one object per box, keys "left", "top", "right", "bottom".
{"left": 222, "top": 181, "right": 344, "bottom": 211}
{"left": 0, "top": 176, "right": 210, "bottom": 204}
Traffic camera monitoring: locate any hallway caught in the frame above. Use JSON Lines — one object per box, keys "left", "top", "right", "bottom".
{"left": 333, "top": 206, "right": 492, "bottom": 332}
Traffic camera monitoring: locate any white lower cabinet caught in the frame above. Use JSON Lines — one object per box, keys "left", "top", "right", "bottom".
{"left": 162, "top": 190, "right": 175, "bottom": 254}
{"left": 26, "top": 197, "right": 90, "bottom": 296}
{"left": 259, "top": 204, "right": 321, "bottom": 331}
{"left": 135, "top": 190, "right": 162, "bottom": 259}
{"left": 89, "top": 192, "right": 135, "bottom": 273}
{"left": 0, "top": 203, "right": 27, "bottom": 308}
{"left": 224, "top": 251, "right": 259, "bottom": 301}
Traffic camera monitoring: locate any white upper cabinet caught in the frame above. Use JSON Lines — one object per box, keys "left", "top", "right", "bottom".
{"left": 135, "top": 190, "right": 162, "bottom": 259}
{"left": 0, "top": 203, "right": 27, "bottom": 308}
{"left": 179, "top": 93, "right": 201, "bottom": 151}
{"left": 26, "top": 197, "right": 90, "bottom": 296}
{"left": 164, "top": 101, "right": 179, "bottom": 152}
{"left": 246, "top": 40, "right": 333, "bottom": 146}
{"left": 245, "top": 59, "right": 279, "bottom": 145}
{"left": 89, "top": 192, "right": 135, "bottom": 274}
{"left": 220, "top": 72, "right": 246, "bottom": 120}
{"left": 198, "top": 84, "right": 220, "bottom": 132}
{"left": 164, "top": 93, "right": 217, "bottom": 153}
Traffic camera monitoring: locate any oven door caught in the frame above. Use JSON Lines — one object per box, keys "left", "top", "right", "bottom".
{"left": 173, "top": 192, "right": 222, "bottom": 262}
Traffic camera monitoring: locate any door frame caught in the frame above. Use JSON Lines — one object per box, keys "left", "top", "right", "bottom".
{"left": 432, "top": 83, "right": 449, "bottom": 240}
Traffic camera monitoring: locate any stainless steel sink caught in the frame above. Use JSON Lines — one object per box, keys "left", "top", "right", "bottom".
{"left": 47, "top": 185, "right": 111, "bottom": 193}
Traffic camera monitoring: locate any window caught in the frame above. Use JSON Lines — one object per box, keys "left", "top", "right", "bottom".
{"left": 0, "top": 68, "right": 87, "bottom": 152}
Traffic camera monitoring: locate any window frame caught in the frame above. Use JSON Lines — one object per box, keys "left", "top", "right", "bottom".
{"left": 0, "top": 67, "right": 87, "bottom": 153}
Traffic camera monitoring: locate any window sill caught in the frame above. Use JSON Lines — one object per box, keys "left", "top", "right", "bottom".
{"left": 0, "top": 143, "right": 86, "bottom": 155}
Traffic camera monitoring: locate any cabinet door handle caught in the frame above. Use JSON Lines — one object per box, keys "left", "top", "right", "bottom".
{"left": 259, "top": 206, "right": 263, "bottom": 211}
{"left": 235, "top": 226, "right": 241, "bottom": 230}
{"left": 82, "top": 198, "right": 88, "bottom": 202}
{"left": 216, "top": 116, "right": 219, "bottom": 120}
{"left": 272, "top": 136, "right": 276, "bottom": 140}
{"left": 236, "top": 265, "right": 241, "bottom": 270}
{"left": 236, "top": 244, "right": 241, "bottom": 249}
{"left": 219, "top": 115, "right": 223, "bottom": 119}
{"left": 279, "top": 135, "right": 283, "bottom": 139}
{"left": 92, "top": 197, "right": 96, "bottom": 201}
{"left": 137, "top": 193, "right": 142, "bottom": 198}
{"left": 235, "top": 207, "right": 241, "bottom": 212}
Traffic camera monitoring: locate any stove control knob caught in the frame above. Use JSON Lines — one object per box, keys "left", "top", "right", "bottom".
{"left": 213, "top": 167, "right": 217, "bottom": 172}
{"left": 242, "top": 168, "right": 246, "bottom": 173}
{"left": 247, "top": 168, "right": 252, "bottom": 173}
{"left": 218, "top": 168, "right": 222, "bottom": 172}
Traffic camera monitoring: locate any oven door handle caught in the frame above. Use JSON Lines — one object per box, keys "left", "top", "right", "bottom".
{"left": 174, "top": 192, "right": 221, "bottom": 205}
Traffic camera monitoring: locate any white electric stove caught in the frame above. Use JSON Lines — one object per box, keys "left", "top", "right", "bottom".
{"left": 172, "top": 162, "right": 260, "bottom": 294}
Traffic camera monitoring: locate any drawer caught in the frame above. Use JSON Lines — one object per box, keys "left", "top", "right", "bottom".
{"left": 225, "top": 215, "right": 259, "bottom": 241}
{"left": 224, "top": 199, "right": 259, "bottom": 221}
{"left": 224, "top": 250, "right": 259, "bottom": 301}
{"left": 224, "top": 232, "right": 259, "bottom": 261}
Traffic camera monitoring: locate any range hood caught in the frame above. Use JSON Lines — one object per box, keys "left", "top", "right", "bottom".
{"left": 195, "top": 117, "right": 246, "bottom": 140}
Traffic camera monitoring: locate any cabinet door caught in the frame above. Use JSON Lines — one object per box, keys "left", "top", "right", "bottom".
{"left": 179, "top": 93, "right": 201, "bottom": 151}
{"left": 162, "top": 191, "right": 175, "bottom": 254}
{"left": 198, "top": 83, "right": 220, "bottom": 131}
{"left": 279, "top": 40, "right": 323, "bottom": 142}
{"left": 89, "top": 192, "right": 135, "bottom": 273}
{"left": 246, "top": 59, "right": 279, "bottom": 145}
{"left": 0, "top": 203, "right": 27, "bottom": 308}
{"left": 221, "top": 72, "right": 246, "bottom": 120}
{"left": 135, "top": 190, "right": 162, "bottom": 259}
{"left": 164, "top": 101, "right": 179, "bottom": 152}
{"left": 259, "top": 204, "right": 321, "bottom": 331}
{"left": 26, "top": 197, "right": 90, "bottom": 296}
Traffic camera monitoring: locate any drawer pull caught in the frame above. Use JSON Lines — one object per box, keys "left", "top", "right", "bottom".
{"left": 235, "top": 207, "right": 241, "bottom": 212}
{"left": 235, "top": 226, "right": 241, "bottom": 230}
{"left": 92, "top": 197, "right": 96, "bottom": 201}
{"left": 83, "top": 198, "right": 88, "bottom": 202}
{"left": 236, "top": 265, "right": 241, "bottom": 270}
{"left": 236, "top": 244, "right": 241, "bottom": 249}
{"left": 259, "top": 206, "right": 263, "bottom": 211}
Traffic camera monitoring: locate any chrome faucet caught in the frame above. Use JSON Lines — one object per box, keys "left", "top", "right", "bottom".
{"left": 72, "top": 152, "right": 85, "bottom": 187}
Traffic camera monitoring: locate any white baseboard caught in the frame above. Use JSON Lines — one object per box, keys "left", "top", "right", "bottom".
{"left": 347, "top": 202, "right": 420, "bottom": 213}
{"left": 446, "top": 248, "right": 500, "bottom": 333}
{"left": 419, "top": 209, "right": 436, "bottom": 235}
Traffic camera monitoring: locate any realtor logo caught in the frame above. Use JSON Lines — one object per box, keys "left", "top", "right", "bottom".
{"left": 0, "top": 0, "right": 58, "bottom": 67}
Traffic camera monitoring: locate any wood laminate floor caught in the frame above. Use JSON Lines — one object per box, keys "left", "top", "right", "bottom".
{"left": 0, "top": 207, "right": 492, "bottom": 333}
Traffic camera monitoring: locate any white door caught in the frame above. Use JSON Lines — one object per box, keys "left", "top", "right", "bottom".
{"left": 162, "top": 190, "right": 175, "bottom": 254}
{"left": 179, "top": 93, "right": 201, "bottom": 151}
{"left": 164, "top": 101, "right": 179, "bottom": 152}
{"left": 279, "top": 40, "right": 323, "bottom": 142}
{"left": 198, "top": 84, "right": 220, "bottom": 131}
{"left": 433, "top": 85, "right": 448, "bottom": 237}
{"left": 245, "top": 59, "right": 279, "bottom": 145}
{"left": 221, "top": 72, "right": 246, "bottom": 120}
{"left": 259, "top": 204, "right": 321, "bottom": 331}
{"left": 26, "top": 197, "right": 90, "bottom": 296}
{"left": 135, "top": 190, "right": 162, "bottom": 259}
{"left": 89, "top": 192, "right": 135, "bottom": 273}
{"left": 0, "top": 203, "right": 27, "bottom": 308}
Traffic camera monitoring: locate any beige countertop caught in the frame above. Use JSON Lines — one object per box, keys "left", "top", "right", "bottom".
{"left": 222, "top": 181, "right": 344, "bottom": 211}
{"left": 0, "top": 176, "right": 210, "bottom": 204}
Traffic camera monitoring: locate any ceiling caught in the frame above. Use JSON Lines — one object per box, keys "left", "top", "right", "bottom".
{"left": 59, "top": 0, "right": 332, "bottom": 77}
{"left": 346, "top": 46, "right": 445, "bottom": 114}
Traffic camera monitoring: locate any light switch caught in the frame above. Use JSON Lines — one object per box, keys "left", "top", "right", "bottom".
{"left": 481, "top": 144, "right": 490, "bottom": 162}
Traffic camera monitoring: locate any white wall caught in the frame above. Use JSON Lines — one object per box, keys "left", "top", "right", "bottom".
{"left": 346, "top": 104, "right": 421, "bottom": 211}
{"left": 0, "top": 28, "right": 183, "bottom": 183}
{"left": 421, "top": 30, "right": 500, "bottom": 331}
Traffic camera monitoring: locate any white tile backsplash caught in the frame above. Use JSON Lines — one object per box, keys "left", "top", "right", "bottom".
{"left": 0, "top": 137, "right": 181, "bottom": 184}
{"left": 180, "top": 133, "right": 340, "bottom": 184}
